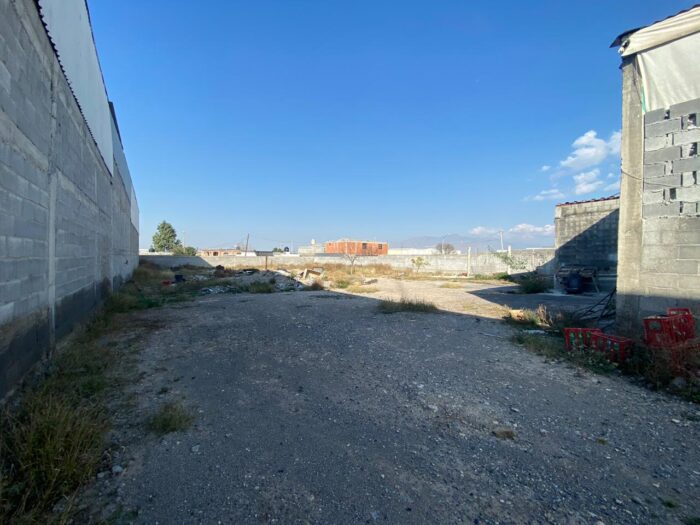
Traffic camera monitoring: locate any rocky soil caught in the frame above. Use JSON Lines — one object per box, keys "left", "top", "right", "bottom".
{"left": 77, "top": 290, "right": 700, "bottom": 524}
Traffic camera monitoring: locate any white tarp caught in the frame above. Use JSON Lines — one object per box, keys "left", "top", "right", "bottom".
{"left": 38, "top": 0, "right": 114, "bottom": 174}
{"left": 635, "top": 30, "right": 700, "bottom": 112}
{"left": 621, "top": 6, "right": 700, "bottom": 57}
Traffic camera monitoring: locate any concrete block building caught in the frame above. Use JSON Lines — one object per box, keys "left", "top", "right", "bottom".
{"left": 0, "top": 0, "right": 138, "bottom": 397}
{"left": 613, "top": 7, "right": 700, "bottom": 336}
{"left": 554, "top": 196, "right": 619, "bottom": 290}
{"left": 325, "top": 239, "right": 388, "bottom": 256}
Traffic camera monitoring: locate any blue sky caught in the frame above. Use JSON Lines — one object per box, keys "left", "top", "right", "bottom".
{"left": 89, "top": 1, "right": 688, "bottom": 250}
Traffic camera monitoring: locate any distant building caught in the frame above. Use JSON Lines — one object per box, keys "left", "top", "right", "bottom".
{"left": 198, "top": 248, "right": 241, "bottom": 256}
{"left": 554, "top": 196, "right": 619, "bottom": 273}
{"left": 298, "top": 239, "right": 326, "bottom": 255}
{"left": 325, "top": 239, "right": 388, "bottom": 256}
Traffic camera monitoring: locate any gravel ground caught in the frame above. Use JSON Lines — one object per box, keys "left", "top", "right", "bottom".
{"left": 84, "top": 290, "right": 700, "bottom": 524}
{"left": 335, "top": 277, "right": 604, "bottom": 318}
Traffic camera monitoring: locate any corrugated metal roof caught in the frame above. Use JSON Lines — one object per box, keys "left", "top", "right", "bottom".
{"left": 556, "top": 195, "right": 620, "bottom": 207}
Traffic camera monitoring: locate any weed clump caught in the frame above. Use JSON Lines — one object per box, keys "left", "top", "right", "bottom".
{"left": 0, "top": 342, "right": 113, "bottom": 522}
{"left": 248, "top": 281, "right": 275, "bottom": 294}
{"left": 147, "top": 402, "right": 194, "bottom": 435}
{"left": 378, "top": 298, "right": 439, "bottom": 314}
{"left": 517, "top": 273, "right": 550, "bottom": 294}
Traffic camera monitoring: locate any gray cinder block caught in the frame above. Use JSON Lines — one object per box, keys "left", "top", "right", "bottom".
{"left": 645, "top": 118, "right": 681, "bottom": 137}
{"left": 644, "top": 108, "right": 668, "bottom": 124}
{"left": 643, "top": 201, "right": 682, "bottom": 218}
{"left": 674, "top": 156, "right": 700, "bottom": 173}
{"left": 644, "top": 146, "right": 681, "bottom": 164}
{"left": 670, "top": 98, "right": 700, "bottom": 118}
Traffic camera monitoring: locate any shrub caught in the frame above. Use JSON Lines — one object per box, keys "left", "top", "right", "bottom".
{"left": 517, "top": 274, "right": 550, "bottom": 294}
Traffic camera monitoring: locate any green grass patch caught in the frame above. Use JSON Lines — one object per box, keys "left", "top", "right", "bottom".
{"left": 517, "top": 273, "right": 550, "bottom": 294}
{"left": 512, "top": 333, "right": 617, "bottom": 374}
{"left": 378, "top": 298, "right": 439, "bottom": 314}
{"left": 0, "top": 340, "right": 113, "bottom": 522}
{"left": 147, "top": 402, "right": 194, "bottom": 436}
{"left": 470, "top": 272, "right": 514, "bottom": 282}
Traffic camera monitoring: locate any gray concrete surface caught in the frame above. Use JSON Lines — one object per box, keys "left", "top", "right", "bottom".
{"left": 87, "top": 291, "right": 700, "bottom": 524}
{"left": 0, "top": 0, "right": 138, "bottom": 397}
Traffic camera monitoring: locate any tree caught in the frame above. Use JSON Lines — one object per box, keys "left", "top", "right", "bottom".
{"left": 411, "top": 256, "right": 429, "bottom": 272}
{"left": 435, "top": 242, "right": 456, "bottom": 254}
{"left": 152, "top": 221, "right": 181, "bottom": 252}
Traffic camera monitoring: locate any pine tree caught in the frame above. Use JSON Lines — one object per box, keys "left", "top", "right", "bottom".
{"left": 151, "top": 221, "right": 181, "bottom": 252}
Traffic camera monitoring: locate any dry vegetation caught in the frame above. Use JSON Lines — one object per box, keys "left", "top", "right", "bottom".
{"left": 147, "top": 402, "right": 194, "bottom": 436}
{"left": 0, "top": 262, "right": 214, "bottom": 523}
{"left": 377, "top": 298, "right": 439, "bottom": 314}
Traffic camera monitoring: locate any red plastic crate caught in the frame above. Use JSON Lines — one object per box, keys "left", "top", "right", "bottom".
{"left": 564, "top": 328, "right": 602, "bottom": 351}
{"left": 644, "top": 315, "right": 689, "bottom": 347}
{"left": 589, "top": 332, "right": 634, "bottom": 363}
{"left": 667, "top": 308, "right": 696, "bottom": 341}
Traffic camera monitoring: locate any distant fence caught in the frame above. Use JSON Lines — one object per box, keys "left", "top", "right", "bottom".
{"left": 141, "top": 249, "right": 556, "bottom": 276}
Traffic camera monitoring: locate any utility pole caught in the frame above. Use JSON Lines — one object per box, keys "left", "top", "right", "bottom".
{"left": 244, "top": 233, "right": 250, "bottom": 256}
{"left": 498, "top": 230, "right": 504, "bottom": 252}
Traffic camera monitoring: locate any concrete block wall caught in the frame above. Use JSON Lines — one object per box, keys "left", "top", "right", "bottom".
{"left": 554, "top": 197, "right": 619, "bottom": 274}
{"left": 0, "top": 0, "right": 138, "bottom": 397}
{"left": 141, "top": 248, "right": 556, "bottom": 277}
{"left": 617, "top": 58, "right": 700, "bottom": 337}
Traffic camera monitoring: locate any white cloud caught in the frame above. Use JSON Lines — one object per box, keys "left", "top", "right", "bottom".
{"left": 469, "top": 226, "right": 498, "bottom": 237}
{"left": 509, "top": 223, "right": 555, "bottom": 236}
{"left": 604, "top": 180, "right": 620, "bottom": 192}
{"left": 573, "top": 168, "right": 604, "bottom": 195}
{"left": 540, "top": 165, "right": 551, "bottom": 172}
{"left": 560, "top": 130, "right": 620, "bottom": 171}
{"left": 608, "top": 131, "right": 621, "bottom": 156}
{"left": 529, "top": 188, "right": 565, "bottom": 201}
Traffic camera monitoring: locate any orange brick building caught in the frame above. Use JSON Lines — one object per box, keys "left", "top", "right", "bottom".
{"left": 324, "top": 239, "right": 388, "bottom": 256}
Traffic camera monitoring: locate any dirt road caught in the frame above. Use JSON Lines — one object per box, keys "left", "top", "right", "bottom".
{"left": 86, "top": 290, "right": 700, "bottom": 524}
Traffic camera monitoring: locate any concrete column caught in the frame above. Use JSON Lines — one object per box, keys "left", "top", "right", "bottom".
{"left": 616, "top": 57, "right": 645, "bottom": 336}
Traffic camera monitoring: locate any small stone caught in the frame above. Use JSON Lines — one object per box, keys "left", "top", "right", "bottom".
{"left": 111, "top": 465, "right": 124, "bottom": 475}
{"left": 191, "top": 445, "right": 200, "bottom": 453}
{"left": 97, "top": 471, "right": 108, "bottom": 479}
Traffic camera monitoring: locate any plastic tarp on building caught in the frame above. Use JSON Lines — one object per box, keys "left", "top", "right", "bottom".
{"left": 618, "top": 6, "right": 700, "bottom": 112}
{"left": 38, "top": 0, "right": 113, "bottom": 173}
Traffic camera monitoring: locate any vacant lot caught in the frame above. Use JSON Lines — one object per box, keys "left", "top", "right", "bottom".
{"left": 74, "top": 287, "right": 700, "bottom": 524}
